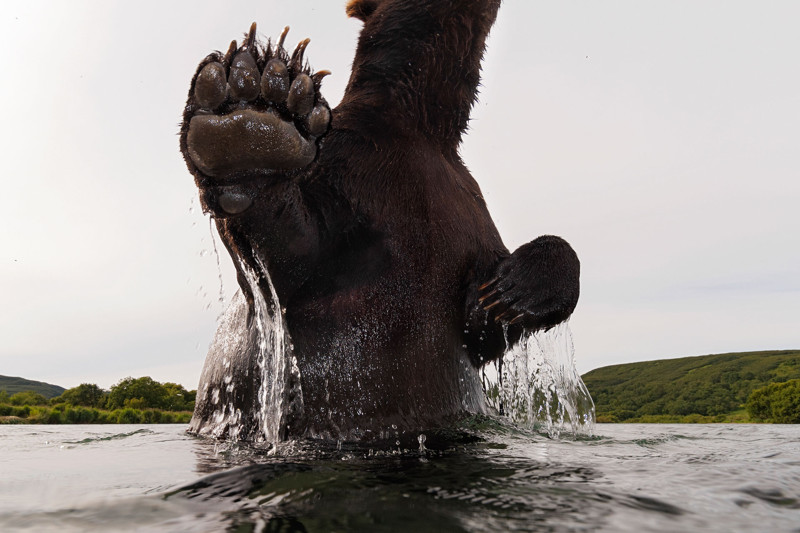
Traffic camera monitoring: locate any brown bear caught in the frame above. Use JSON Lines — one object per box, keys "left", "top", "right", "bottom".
{"left": 180, "top": 0, "right": 580, "bottom": 442}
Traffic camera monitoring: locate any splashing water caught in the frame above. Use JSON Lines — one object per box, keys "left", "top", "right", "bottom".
{"left": 482, "top": 321, "right": 595, "bottom": 438}
{"left": 193, "top": 251, "right": 303, "bottom": 443}
{"left": 240, "top": 256, "right": 304, "bottom": 445}
{"left": 199, "top": 221, "right": 589, "bottom": 443}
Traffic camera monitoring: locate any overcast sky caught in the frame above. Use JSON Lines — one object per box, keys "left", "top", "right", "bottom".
{"left": 1, "top": 1, "right": 798, "bottom": 390}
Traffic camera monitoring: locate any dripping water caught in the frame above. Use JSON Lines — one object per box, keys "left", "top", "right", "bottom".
{"left": 482, "top": 321, "right": 595, "bottom": 438}
{"left": 188, "top": 197, "right": 228, "bottom": 318}
{"left": 208, "top": 217, "right": 227, "bottom": 317}
{"left": 238, "top": 255, "right": 303, "bottom": 446}
{"left": 190, "top": 215, "right": 302, "bottom": 444}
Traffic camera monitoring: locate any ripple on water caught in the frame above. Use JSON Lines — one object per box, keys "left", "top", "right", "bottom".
{"left": 2, "top": 424, "right": 800, "bottom": 532}
{"left": 64, "top": 428, "right": 156, "bottom": 445}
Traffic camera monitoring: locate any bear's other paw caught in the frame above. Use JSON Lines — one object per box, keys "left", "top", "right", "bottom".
{"left": 479, "top": 236, "right": 580, "bottom": 332}
{"left": 182, "top": 23, "right": 331, "bottom": 184}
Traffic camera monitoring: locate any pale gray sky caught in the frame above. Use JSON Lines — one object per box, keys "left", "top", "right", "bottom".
{"left": 1, "top": 1, "right": 798, "bottom": 390}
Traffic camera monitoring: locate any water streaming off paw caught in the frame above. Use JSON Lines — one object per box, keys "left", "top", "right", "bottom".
{"left": 197, "top": 252, "right": 303, "bottom": 443}
{"left": 240, "top": 256, "right": 303, "bottom": 445}
{"left": 482, "top": 321, "right": 596, "bottom": 438}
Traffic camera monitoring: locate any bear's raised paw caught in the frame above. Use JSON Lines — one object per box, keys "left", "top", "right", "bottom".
{"left": 182, "top": 23, "right": 330, "bottom": 184}
{"left": 478, "top": 235, "right": 580, "bottom": 333}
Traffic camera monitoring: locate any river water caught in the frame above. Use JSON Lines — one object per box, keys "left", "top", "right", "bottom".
{"left": 1, "top": 423, "right": 798, "bottom": 532}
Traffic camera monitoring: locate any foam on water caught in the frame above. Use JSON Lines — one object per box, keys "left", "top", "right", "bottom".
{"left": 482, "top": 321, "right": 596, "bottom": 438}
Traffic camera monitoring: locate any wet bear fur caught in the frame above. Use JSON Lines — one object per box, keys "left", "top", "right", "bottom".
{"left": 182, "top": 0, "right": 580, "bottom": 441}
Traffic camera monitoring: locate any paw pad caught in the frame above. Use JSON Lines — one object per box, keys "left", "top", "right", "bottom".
{"left": 185, "top": 23, "right": 331, "bottom": 180}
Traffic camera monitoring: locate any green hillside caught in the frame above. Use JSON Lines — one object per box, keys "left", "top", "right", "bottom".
{"left": 0, "top": 375, "right": 66, "bottom": 399}
{"left": 581, "top": 350, "right": 800, "bottom": 422}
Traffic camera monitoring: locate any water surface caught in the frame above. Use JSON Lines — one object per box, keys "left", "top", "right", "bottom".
{"left": 1, "top": 423, "right": 798, "bottom": 532}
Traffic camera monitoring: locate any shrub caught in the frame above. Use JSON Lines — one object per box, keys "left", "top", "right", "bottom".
{"left": 106, "top": 377, "right": 196, "bottom": 411}
{"left": 116, "top": 408, "right": 143, "bottom": 424}
{"left": 27, "top": 407, "right": 57, "bottom": 423}
{"left": 142, "top": 409, "right": 162, "bottom": 423}
{"left": 10, "top": 391, "right": 48, "bottom": 406}
{"left": 64, "top": 406, "right": 98, "bottom": 424}
{"left": 124, "top": 398, "right": 147, "bottom": 410}
{"left": 56, "top": 384, "right": 107, "bottom": 408}
{"left": 13, "top": 405, "right": 31, "bottom": 418}
{"left": 747, "top": 379, "right": 800, "bottom": 423}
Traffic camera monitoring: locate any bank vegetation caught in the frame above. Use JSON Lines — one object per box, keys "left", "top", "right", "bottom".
{"left": 0, "top": 377, "right": 194, "bottom": 424}
{"left": 582, "top": 350, "right": 800, "bottom": 423}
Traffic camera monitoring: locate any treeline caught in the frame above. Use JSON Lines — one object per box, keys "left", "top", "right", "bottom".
{"left": 582, "top": 350, "right": 800, "bottom": 423}
{"left": 0, "top": 376, "right": 195, "bottom": 425}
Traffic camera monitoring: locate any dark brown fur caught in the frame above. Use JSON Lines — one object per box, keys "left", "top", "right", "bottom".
{"left": 181, "top": 0, "right": 579, "bottom": 441}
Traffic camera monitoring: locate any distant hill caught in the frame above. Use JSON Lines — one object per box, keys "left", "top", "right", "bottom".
{"left": 581, "top": 350, "right": 800, "bottom": 421}
{"left": 0, "top": 375, "right": 66, "bottom": 399}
